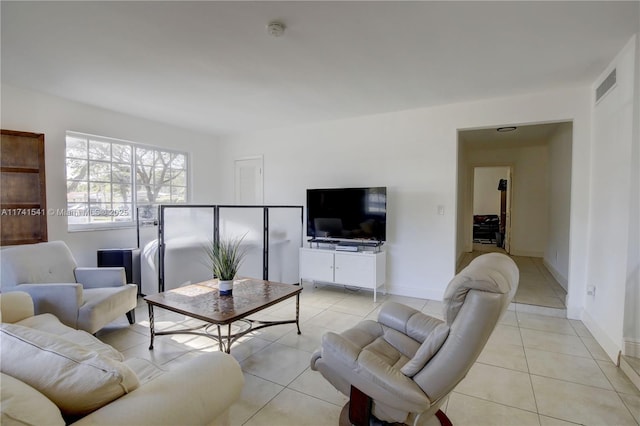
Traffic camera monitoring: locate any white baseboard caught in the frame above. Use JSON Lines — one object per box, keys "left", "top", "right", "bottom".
{"left": 542, "top": 259, "right": 568, "bottom": 291}
{"left": 624, "top": 340, "right": 640, "bottom": 357}
{"left": 581, "top": 310, "right": 621, "bottom": 364}
{"left": 509, "top": 249, "right": 544, "bottom": 257}
{"left": 386, "top": 284, "right": 445, "bottom": 301}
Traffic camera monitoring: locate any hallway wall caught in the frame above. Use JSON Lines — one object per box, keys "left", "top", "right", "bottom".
{"left": 464, "top": 145, "right": 549, "bottom": 258}
{"left": 545, "top": 123, "right": 573, "bottom": 290}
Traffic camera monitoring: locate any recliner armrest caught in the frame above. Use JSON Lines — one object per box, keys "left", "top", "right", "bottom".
{"left": 378, "top": 302, "right": 418, "bottom": 333}
{"left": 14, "top": 283, "right": 82, "bottom": 329}
{"left": 75, "top": 267, "right": 126, "bottom": 289}
{"left": 321, "top": 332, "right": 362, "bottom": 369}
{"left": 378, "top": 302, "right": 444, "bottom": 343}
{"left": 357, "top": 350, "right": 431, "bottom": 411}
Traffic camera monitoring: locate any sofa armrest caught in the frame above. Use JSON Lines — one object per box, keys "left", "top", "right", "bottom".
{"left": 0, "top": 291, "right": 35, "bottom": 323}
{"left": 72, "top": 352, "right": 244, "bottom": 426}
{"left": 75, "top": 267, "right": 126, "bottom": 289}
{"left": 15, "top": 284, "right": 82, "bottom": 329}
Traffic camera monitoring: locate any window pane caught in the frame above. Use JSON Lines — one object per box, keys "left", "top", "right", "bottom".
{"left": 136, "top": 185, "right": 151, "bottom": 203}
{"left": 136, "top": 165, "right": 153, "bottom": 186}
{"left": 88, "top": 141, "right": 111, "bottom": 161}
{"left": 89, "top": 161, "right": 111, "bottom": 182}
{"left": 66, "top": 158, "right": 88, "bottom": 181}
{"left": 112, "top": 144, "right": 131, "bottom": 163}
{"left": 171, "top": 153, "right": 185, "bottom": 169}
{"left": 112, "top": 164, "right": 131, "bottom": 184}
{"left": 90, "top": 182, "right": 111, "bottom": 203}
{"left": 136, "top": 148, "right": 155, "bottom": 166}
{"left": 89, "top": 203, "right": 113, "bottom": 223}
{"left": 66, "top": 137, "right": 87, "bottom": 159}
{"left": 154, "top": 167, "right": 168, "bottom": 186}
{"left": 156, "top": 151, "right": 171, "bottom": 165}
{"left": 155, "top": 186, "right": 171, "bottom": 203}
{"left": 66, "top": 131, "right": 189, "bottom": 229}
{"left": 115, "top": 204, "right": 133, "bottom": 222}
{"left": 112, "top": 184, "right": 132, "bottom": 203}
{"left": 67, "top": 181, "right": 88, "bottom": 202}
{"left": 68, "top": 203, "right": 89, "bottom": 224}
{"left": 170, "top": 168, "right": 186, "bottom": 186}
{"left": 171, "top": 186, "right": 186, "bottom": 203}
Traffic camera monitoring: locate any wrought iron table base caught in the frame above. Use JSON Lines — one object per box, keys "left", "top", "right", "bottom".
{"left": 148, "top": 296, "right": 301, "bottom": 354}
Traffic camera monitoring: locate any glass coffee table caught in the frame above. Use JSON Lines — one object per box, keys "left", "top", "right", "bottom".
{"left": 144, "top": 278, "right": 302, "bottom": 353}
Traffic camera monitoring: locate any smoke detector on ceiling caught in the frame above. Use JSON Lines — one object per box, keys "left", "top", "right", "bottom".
{"left": 267, "top": 21, "right": 285, "bottom": 37}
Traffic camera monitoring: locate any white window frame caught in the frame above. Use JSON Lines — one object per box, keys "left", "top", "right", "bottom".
{"left": 65, "top": 131, "right": 190, "bottom": 231}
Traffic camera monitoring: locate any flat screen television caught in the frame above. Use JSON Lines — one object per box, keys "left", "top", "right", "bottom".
{"left": 306, "top": 187, "right": 387, "bottom": 242}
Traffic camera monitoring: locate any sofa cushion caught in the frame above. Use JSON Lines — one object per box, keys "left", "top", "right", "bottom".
{"left": 0, "top": 323, "right": 139, "bottom": 416}
{"left": 16, "top": 313, "right": 124, "bottom": 361}
{"left": 1, "top": 372, "right": 66, "bottom": 426}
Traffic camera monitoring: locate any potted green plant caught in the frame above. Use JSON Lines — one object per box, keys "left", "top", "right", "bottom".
{"left": 205, "top": 234, "right": 247, "bottom": 295}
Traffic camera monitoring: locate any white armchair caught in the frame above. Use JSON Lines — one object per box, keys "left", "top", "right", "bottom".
{"left": 0, "top": 241, "right": 138, "bottom": 334}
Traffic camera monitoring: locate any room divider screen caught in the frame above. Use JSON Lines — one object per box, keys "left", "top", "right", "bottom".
{"left": 147, "top": 205, "right": 303, "bottom": 294}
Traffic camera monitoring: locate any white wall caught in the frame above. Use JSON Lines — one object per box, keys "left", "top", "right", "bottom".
{"left": 545, "top": 123, "right": 573, "bottom": 289}
{"left": 473, "top": 167, "right": 509, "bottom": 216}
{"left": 583, "top": 35, "right": 637, "bottom": 362}
{"left": 1, "top": 84, "right": 221, "bottom": 265}
{"left": 217, "top": 87, "right": 591, "bottom": 305}
{"left": 624, "top": 28, "right": 640, "bottom": 356}
{"left": 465, "top": 146, "right": 549, "bottom": 258}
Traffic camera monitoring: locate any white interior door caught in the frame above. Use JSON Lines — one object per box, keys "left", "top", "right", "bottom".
{"left": 234, "top": 156, "right": 263, "bottom": 205}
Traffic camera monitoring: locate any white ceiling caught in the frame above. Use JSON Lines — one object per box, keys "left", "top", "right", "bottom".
{"left": 460, "top": 122, "right": 567, "bottom": 150}
{"left": 1, "top": 1, "right": 638, "bottom": 137}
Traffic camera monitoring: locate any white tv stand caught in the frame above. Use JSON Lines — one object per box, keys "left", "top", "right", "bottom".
{"left": 299, "top": 244, "right": 386, "bottom": 302}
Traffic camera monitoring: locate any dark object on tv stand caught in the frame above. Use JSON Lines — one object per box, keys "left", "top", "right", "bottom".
{"left": 308, "top": 238, "right": 383, "bottom": 248}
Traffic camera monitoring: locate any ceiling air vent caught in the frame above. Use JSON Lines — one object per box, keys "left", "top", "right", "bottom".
{"left": 596, "top": 69, "right": 616, "bottom": 104}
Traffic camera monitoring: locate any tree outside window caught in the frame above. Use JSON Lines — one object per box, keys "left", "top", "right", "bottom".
{"left": 65, "top": 132, "right": 188, "bottom": 229}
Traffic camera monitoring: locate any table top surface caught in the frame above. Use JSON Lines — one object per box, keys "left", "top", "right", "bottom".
{"left": 143, "top": 278, "right": 302, "bottom": 324}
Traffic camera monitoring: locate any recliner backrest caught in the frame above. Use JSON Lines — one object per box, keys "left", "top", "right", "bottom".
{"left": 411, "top": 253, "right": 518, "bottom": 403}
{"left": 1, "top": 241, "right": 78, "bottom": 288}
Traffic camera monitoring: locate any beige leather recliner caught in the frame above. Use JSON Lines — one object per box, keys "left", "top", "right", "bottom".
{"left": 310, "top": 252, "right": 519, "bottom": 425}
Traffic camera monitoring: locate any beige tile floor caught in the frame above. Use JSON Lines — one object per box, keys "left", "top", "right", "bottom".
{"left": 97, "top": 283, "right": 640, "bottom": 426}
{"left": 458, "top": 247, "right": 568, "bottom": 310}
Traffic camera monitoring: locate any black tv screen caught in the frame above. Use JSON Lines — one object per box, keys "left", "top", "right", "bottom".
{"left": 306, "top": 187, "right": 387, "bottom": 242}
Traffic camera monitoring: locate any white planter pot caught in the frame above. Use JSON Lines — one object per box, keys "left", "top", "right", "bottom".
{"left": 218, "top": 280, "right": 234, "bottom": 296}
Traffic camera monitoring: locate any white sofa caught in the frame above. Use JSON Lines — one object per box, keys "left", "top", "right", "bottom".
{"left": 0, "top": 292, "right": 244, "bottom": 426}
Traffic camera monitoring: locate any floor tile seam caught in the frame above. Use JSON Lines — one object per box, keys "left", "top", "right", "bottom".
{"left": 520, "top": 345, "right": 595, "bottom": 361}
{"left": 283, "top": 384, "right": 346, "bottom": 409}
{"left": 523, "top": 346, "right": 608, "bottom": 370}
{"left": 519, "top": 325, "right": 541, "bottom": 416}
{"left": 519, "top": 325, "right": 590, "bottom": 339}
{"left": 324, "top": 306, "right": 378, "bottom": 318}
{"left": 240, "top": 385, "right": 288, "bottom": 426}
{"left": 475, "top": 359, "right": 530, "bottom": 375}
{"left": 529, "top": 372, "right": 625, "bottom": 394}
{"left": 617, "top": 394, "right": 640, "bottom": 426}
{"left": 577, "top": 334, "right": 608, "bottom": 357}
{"left": 593, "top": 356, "right": 640, "bottom": 397}
{"left": 449, "top": 390, "right": 540, "bottom": 416}
{"left": 516, "top": 324, "right": 578, "bottom": 337}
{"left": 272, "top": 339, "right": 317, "bottom": 355}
